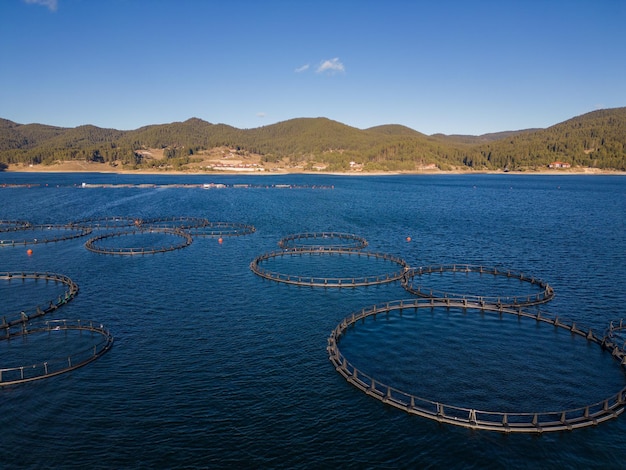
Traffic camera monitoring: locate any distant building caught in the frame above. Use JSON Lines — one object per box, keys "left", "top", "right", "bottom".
{"left": 548, "top": 161, "right": 571, "bottom": 169}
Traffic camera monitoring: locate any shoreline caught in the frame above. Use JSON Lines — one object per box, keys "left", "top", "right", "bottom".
{"left": 3, "top": 167, "right": 625, "bottom": 177}
{"left": 2, "top": 161, "right": 625, "bottom": 177}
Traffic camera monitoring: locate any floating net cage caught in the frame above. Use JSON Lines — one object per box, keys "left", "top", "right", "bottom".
{"left": 327, "top": 299, "right": 626, "bottom": 434}
{"left": 402, "top": 264, "right": 555, "bottom": 307}
{"left": 248, "top": 233, "right": 626, "bottom": 433}
{"left": 0, "top": 272, "right": 113, "bottom": 387}
{"left": 250, "top": 248, "right": 409, "bottom": 287}
{"left": 0, "top": 272, "right": 79, "bottom": 327}
{"left": 0, "top": 319, "right": 113, "bottom": 387}
{"left": 0, "top": 225, "right": 92, "bottom": 246}
{"left": 85, "top": 228, "right": 193, "bottom": 255}
{"left": 278, "top": 232, "right": 367, "bottom": 250}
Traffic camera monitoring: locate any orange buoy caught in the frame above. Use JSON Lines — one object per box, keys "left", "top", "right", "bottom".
{"left": 406, "top": 237, "right": 411, "bottom": 242}
{"left": 218, "top": 237, "right": 223, "bottom": 244}
{"left": 27, "top": 249, "right": 33, "bottom": 256}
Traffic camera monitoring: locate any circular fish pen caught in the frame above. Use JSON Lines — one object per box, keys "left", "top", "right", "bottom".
{"left": 250, "top": 248, "right": 408, "bottom": 287}
{"left": 0, "top": 220, "right": 32, "bottom": 231}
{"left": 402, "top": 264, "right": 554, "bottom": 307}
{"left": 140, "top": 217, "right": 210, "bottom": 230}
{"left": 0, "top": 272, "right": 79, "bottom": 327}
{"left": 0, "top": 319, "right": 113, "bottom": 387}
{"left": 278, "top": 232, "right": 368, "bottom": 250}
{"left": 0, "top": 224, "right": 92, "bottom": 246}
{"left": 85, "top": 228, "right": 193, "bottom": 255}
{"left": 69, "top": 216, "right": 142, "bottom": 230}
{"left": 327, "top": 299, "right": 626, "bottom": 433}
{"left": 187, "top": 221, "right": 256, "bottom": 238}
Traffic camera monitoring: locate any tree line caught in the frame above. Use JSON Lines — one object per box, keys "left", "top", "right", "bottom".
{"left": 1, "top": 108, "right": 624, "bottom": 171}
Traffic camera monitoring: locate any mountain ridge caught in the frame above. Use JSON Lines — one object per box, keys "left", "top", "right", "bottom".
{"left": 1, "top": 108, "right": 624, "bottom": 172}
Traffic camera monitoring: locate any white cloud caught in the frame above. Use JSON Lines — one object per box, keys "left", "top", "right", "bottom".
{"left": 295, "top": 64, "right": 310, "bottom": 73}
{"left": 24, "top": 0, "right": 58, "bottom": 11}
{"left": 256, "top": 112, "right": 266, "bottom": 118}
{"left": 316, "top": 58, "right": 345, "bottom": 74}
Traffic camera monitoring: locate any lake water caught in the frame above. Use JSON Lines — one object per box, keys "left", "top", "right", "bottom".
{"left": 1, "top": 172, "right": 625, "bottom": 468}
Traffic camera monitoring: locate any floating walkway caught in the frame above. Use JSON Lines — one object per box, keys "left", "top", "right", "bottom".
{"left": 402, "top": 264, "right": 554, "bottom": 307}
{"left": 0, "top": 319, "right": 113, "bottom": 387}
{"left": 0, "top": 220, "right": 31, "bottom": 231}
{"left": 85, "top": 228, "right": 193, "bottom": 255}
{"left": 0, "top": 272, "right": 79, "bottom": 328}
{"left": 328, "top": 299, "right": 626, "bottom": 433}
{"left": 0, "top": 224, "right": 92, "bottom": 246}
{"left": 278, "top": 232, "right": 368, "bottom": 250}
{"left": 250, "top": 248, "right": 408, "bottom": 287}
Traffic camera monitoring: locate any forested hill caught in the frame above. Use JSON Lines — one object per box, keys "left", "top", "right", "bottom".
{"left": 0, "top": 108, "right": 624, "bottom": 172}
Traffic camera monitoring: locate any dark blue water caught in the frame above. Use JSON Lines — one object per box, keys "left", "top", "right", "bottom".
{"left": 1, "top": 173, "right": 625, "bottom": 468}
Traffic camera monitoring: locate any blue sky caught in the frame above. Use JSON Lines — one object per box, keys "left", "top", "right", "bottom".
{"left": 1, "top": 0, "right": 625, "bottom": 135}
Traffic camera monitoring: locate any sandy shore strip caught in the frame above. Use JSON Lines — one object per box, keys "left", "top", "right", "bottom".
{"left": 3, "top": 162, "right": 624, "bottom": 176}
